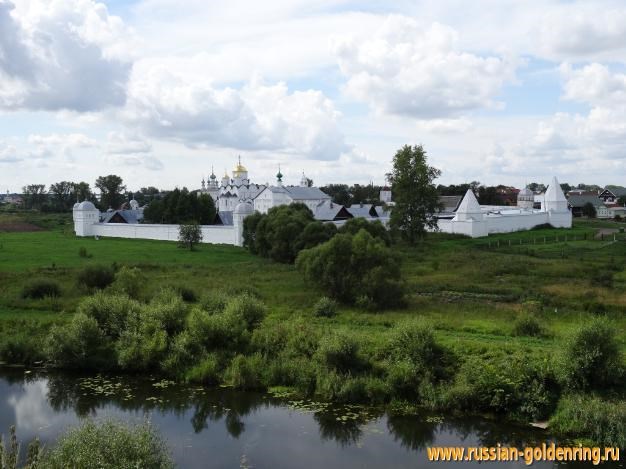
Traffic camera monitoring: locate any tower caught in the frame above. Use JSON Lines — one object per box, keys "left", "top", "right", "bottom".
{"left": 276, "top": 165, "right": 283, "bottom": 187}
{"left": 544, "top": 176, "right": 568, "bottom": 212}
{"left": 300, "top": 171, "right": 308, "bottom": 187}
{"left": 232, "top": 156, "right": 249, "bottom": 186}
{"left": 233, "top": 202, "right": 254, "bottom": 246}
{"left": 73, "top": 201, "right": 100, "bottom": 236}
{"left": 517, "top": 186, "right": 534, "bottom": 210}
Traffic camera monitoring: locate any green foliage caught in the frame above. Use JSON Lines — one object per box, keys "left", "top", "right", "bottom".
{"left": 178, "top": 223, "right": 203, "bottom": 251}
{"left": 315, "top": 332, "right": 364, "bottom": 374}
{"left": 171, "top": 284, "right": 197, "bottom": 302}
{"left": 223, "top": 293, "right": 266, "bottom": 330}
{"left": 0, "top": 426, "right": 42, "bottom": 469}
{"left": 143, "top": 188, "right": 216, "bottom": 225}
{"left": 77, "top": 264, "right": 115, "bottom": 290}
{"left": 225, "top": 353, "right": 266, "bottom": 390}
{"left": 44, "top": 420, "right": 173, "bottom": 469}
{"left": 445, "top": 354, "right": 559, "bottom": 420}
{"left": 77, "top": 292, "right": 143, "bottom": 339}
{"left": 312, "top": 296, "right": 338, "bottom": 318}
{"left": 0, "top": 333, "right": 43, "bottom": 365}
{"left": 185, "top": 353, "right": 222, "bottom": 384}
{"left": 78, "top": 246, "right": 91, "bottom": 258}
{"left": 387, "top": 320, "right": 446, "bottom": 377}
{"left": 95, "top": 175, "right": 126, "bottom": 210}
{"left": 338, "top": 217, "right": 391, "bottom": 246}
{"left": 296, "top": 229, "right": 405, "bottom": 308}
{"left": 512, "top": 312, "right": 543, "bottom": 337}
{"left": 388, "top": 144, "right": 441, "bottom": 244}
{"left": 20, "top": 278, "right": 61, "bottom": 299}
{"left": 550, "top": 395, "right": 626, "bottom": 448}
{"left": 45, "top": 313, "right": 112, "bottom": 369}
{"left": 582, "top": 202, "right": 597, "bottom": 218}
{"left": 245, "top": 203, "right": 315, "bottom": 263}
{"left": 294, "top": 221, "right": 337, "bottom": 251}
{"left": 559, "top": 317, "right": 623, "bottom": 391}
{"left": 110, "top": 266, "right": 146, "bottom": 299}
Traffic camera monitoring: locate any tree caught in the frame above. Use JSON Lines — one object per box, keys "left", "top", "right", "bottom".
{"left": 582, "top": 202, "right": 597, "bottom": 218}
{"left": 95, "top": 175, "right": 126, "bottom": 210}
{"left": 296, "top": 229, "right": 405, "bottom": 309}
{"left": 22, "top": 184, "right": 47, "bottom": 210}
{"left": 72, "top": 182, "right": 94, "bottom": 203}
{"left": 338, "top": 217, "right": 391, "bottom": 246}
{"left": 143, "top": 189, "right": 216, "bottom": 225}
{"left": 48, "top": 181, "right": 74, "bottom": 212}
{"left": 133, "top": 187, "right": 160, "bottom": 206}
{"left": 320, "top": 184, "right": 351, "bottom": 206}
{"left": 179, "top": 223, "right": 203, "bottom": 250}
{"left": 618, "top": 196, "right": 626, "bottom": 206}
{"left": 387, "top": 145, "right": 441, "bottom": 244}
{"left": 477, "top": 186, "right": 500, "bottom": 205}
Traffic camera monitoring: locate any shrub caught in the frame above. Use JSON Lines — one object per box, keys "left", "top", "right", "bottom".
{"left": 559, "top": 317, "right": 622, "bottom": 391}
{"left": 172, "top": 285, "right": 198, "bottom": 303}
{"left": 178, "top": 223, "right": 203, "bottom": 250}
{"left": 0, "top": 426, "right": 42, "bottom": 469}
{"left": 110, "top": 266, "right": 146, "bottom": 299}
{"left": 296, "top": 229, "right": 405, "bottom": 308}
{"left": 45, "top": 313, "right": 113, "bottom": 369}
{"left": 550, "top": 395, "right": 626, "bottom": 448}
{"left": 265, "top": 355, "right": 317, "bottom": 395}
{"left": 312, "top": 297, "right": 337, "bottom": 318}
{"left": 0, "top": 334, "right": 43, "bottom": 365}
{"left": 294, "top": 221, "right": 338, "bottom": 251}
{"left": 77, "top": 264, "right": 115, "bottom": 290}
{"left": 146, "top": 289, "right": 188, "bottom": 336}
{"left": 338, "top": 217, "right": 391, "bottom": 246}
{"left": 20, "top": 278, "right": 61, "bottom": 299}
{"left": 77, "top": 292, "right": 143, "bottom": 339}
{"left": 224, "top": 353, "right": 266, "bottom": 390}
{"left": 44, "top": 420, "right": 173, "bottom": 469}
{"left": 185, "top": 353, "right": 222, "bottom": 384}
{"left": 224, "top": 293, "right": 266, "bottom": 330}
{"left": 251, "top": 318, "right": 320, "bottom": 359}
{"left": 512, "top": 312, "right": 543, "bottom": 337}
{"left": 315, "top": 332, "right": 363, "bottom": 374}
{"left": 198, "top": 291, "right": 229, "bottom": 315}
{"left": 185, "top": 306, "right": 248, "bottom": 352}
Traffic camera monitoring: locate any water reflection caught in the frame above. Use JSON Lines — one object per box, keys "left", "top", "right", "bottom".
{"left": 0, "top": 368, "right": 621, "bottom": 468}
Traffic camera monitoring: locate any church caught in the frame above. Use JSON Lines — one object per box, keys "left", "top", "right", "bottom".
{"left": 199, "top": 157, "right": 345, "bottom": 221}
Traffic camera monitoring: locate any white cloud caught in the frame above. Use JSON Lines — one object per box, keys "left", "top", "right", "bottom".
{"left": 538, "top": 6, "right": 626, "bottom": 60}
{"left": 106, "top": 131, "right": 152, "bottom": 154}
{"left": 333, "top": 15, "right": 517, "bottom": 119}
{"left": 0, "top": 0, "right": 134, "bottom": 111}
{"left": 123, "top": 63, "right": 350, "bottom": 160}
{"left": 0, "top": 142, "right": 20, "bottom": 163}
{"left": 561, "top": 63, "right": 626, "bottom": 106}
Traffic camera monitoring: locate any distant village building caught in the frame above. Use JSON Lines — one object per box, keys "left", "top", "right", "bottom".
{"left": 566, "top": 187, "right": 626, "bottom": 218}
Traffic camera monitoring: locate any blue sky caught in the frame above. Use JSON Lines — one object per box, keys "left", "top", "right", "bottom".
{"left": 1, "top": 0, "right": 625, "bottom": 193}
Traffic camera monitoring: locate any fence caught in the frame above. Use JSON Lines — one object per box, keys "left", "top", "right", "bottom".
{"left": 478, "top": 231, "right": 626, "bottom": 249}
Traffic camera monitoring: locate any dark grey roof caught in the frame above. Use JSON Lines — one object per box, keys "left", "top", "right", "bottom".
{"left": 101, "top": 210, "right": 142, "bottom": 224}
{"left": 346, "top": 204, "right": 378, "bottom": 218}
{"left": 314, "top": 201, "right": 352, "bottom": 221}
{"left": 374, "top": 206, "right": 390, "bottom": 218}
{"left": 215, "top": 211, "right": 233, "bottom": 225}
{"left": 603, "top": 187, "right": 626, "bottom": 197}
{"left": 567, "top": 194, "right": 604, "bottom": 208}
{"left": 284, "top": 186, "right": 331, "bottom": 200}
{"left": 439, "top": 195, "right": 463, "bottom": 212}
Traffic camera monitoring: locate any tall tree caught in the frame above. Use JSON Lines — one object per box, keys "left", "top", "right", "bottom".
{"left": 95, "top": 175, "right": 126, "bottom": 210}
{"left": 387, "top": 145, "right": 441, "bottom": 244}
{"left": 48, "top": 181, "right": 74, "bottom": 212}
{"left": 22, "top": 184, "right": 47, "bottom": 210}
{"left": 72, "top": 182, "right": 94, "bottom": 203}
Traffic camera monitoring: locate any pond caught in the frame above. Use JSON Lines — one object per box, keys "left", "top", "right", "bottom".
{"left": 0, "top": 368, "right": 619, "bottom": 468}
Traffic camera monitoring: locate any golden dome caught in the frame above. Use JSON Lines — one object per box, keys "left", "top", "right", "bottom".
{"left": 233, "top": 156, "right": 247, "bottom": 174}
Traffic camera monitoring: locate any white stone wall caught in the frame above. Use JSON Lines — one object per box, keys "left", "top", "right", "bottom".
{"left": 91, "top": 223, "right": 237, "bottom": 245}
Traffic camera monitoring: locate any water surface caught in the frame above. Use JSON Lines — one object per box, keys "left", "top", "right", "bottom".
{"left": 0, "top": 368, "right": 620, "bottom": 468}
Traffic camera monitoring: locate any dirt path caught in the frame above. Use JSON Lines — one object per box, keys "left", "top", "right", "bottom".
{"left": 594, "top": 228, "right": 619, "bottom": 240}
{"left": 0, "top": 222, "right": 43, "bottom": 232}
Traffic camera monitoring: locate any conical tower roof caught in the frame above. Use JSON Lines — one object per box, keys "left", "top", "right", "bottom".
{"left": 456, "top": 188, "right": 482, "bottom": 214}
{"left": 545, "top": 176, "right": 567, "bottom": 203}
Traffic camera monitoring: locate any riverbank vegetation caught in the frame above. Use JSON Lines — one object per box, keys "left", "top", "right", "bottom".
{"left": 1, "top": 215, "right": 626, "bottom": 446}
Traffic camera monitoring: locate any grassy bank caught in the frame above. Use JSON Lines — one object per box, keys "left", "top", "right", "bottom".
{"left": 1, "top": 217, "right": 625, "bottom": 446}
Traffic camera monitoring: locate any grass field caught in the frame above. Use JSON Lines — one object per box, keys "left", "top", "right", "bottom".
{"left": 1, "top": 214, "right": 625, "bottom": 363}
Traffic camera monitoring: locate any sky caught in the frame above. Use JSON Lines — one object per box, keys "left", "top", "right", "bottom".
{"left": 1, "top": 0, "right": 626, "bottom": 193}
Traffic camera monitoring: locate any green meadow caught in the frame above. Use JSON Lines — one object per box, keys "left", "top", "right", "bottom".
{"left": 1, "top": 212, "right": 626, "bottom": 446}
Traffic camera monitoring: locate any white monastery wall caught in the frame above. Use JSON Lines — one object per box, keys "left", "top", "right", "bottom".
{"left": 91, "top": 223, "right": 236, "bottom": 244}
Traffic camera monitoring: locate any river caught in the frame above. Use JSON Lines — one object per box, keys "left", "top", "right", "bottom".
{"left": 0, "top": 368, "right": 619, "bottom": 468}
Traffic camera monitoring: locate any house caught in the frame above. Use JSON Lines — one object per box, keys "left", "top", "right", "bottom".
{"left": 598, "top": 187, "right": 626, "bottom": 203}
{"left": 567, "top": 194, "right": 605, "bottom": 217}
{"left": 253, "top": 169, "right": 331, "bottom": 214}
{"left": 313, "top": 200, "right": 353, "bottom": 221}
{"left": 346, "top": 203, "right": 379, "bottom": 219}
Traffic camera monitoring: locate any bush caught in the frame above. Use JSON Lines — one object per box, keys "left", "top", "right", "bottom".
{"left": 20, "top": 278, "right": 61, "bottom": 299}
{"left": 198, "top": 291, "right": 229, "bottom": 315}
{"left": 77, "top": 264, "right": 115, "bottom": 290}
{"left": 172, "top": 285, "right": 198, "bottom": 303}
{"left": 559, "top": 317, "right": 622, "bottom": 391}
{"left": 550, "top": 395, "right": 626, "bottom": 448}
{"left": 110, "top": 266, "right": 146, "bottom": 299}
{"left": 45, "top": 313, "right": 113, "bottom": 369}
{"left": 338, "top": 217, "right": 391, "bottom": 246}
{"left": 185, "top": 306, "right": 248, "bottom": 352}
{"left": 312, "top": 297, "right": 337, "bottom": 318}
{"left": 224, "top": 353, "right": 266, "bottom": 390}
{"left": 44, "top": 420, "right": 173, "bottom": 469}
{"left": 296, "top": 229, "right": 405, "bottom": 309}
{"left": 185, "top": 353, "right": 222, "bottom": 384}
{"left": 251, "top": 318, "right": 320, "bottom": 359}
{"left": 0, "top": 333, "right": 43, "bottom": 365}
{"left": 512, "top": 312, "right": 543, "bottom": 337}
{"left": 294, "top": 221, "right": 337, "bottom": 251}
{"left": 224, "top": 293, "right": 266, "bottom": 330}
{"left": 77, "top": 292, "right": 143, "bottom": 339}
{"left": 315, "top": 332, "right": 363, "bottom": 374}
